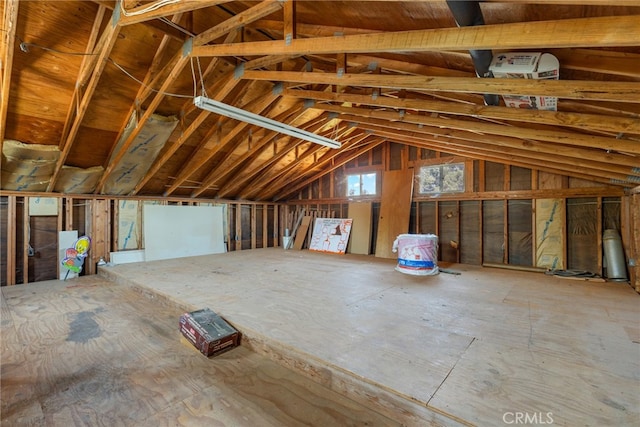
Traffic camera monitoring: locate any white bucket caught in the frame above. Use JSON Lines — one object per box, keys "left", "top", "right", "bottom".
{"left": 392, "top": 234, "right": 439, "bottom": 276}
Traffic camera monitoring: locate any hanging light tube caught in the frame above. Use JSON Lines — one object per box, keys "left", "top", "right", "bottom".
{"left": 194, "top": 96, "right": 341, "bottom": 149}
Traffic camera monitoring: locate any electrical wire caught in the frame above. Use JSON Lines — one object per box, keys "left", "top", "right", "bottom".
{"left": 158, "top": 16, "right": 196, "bottom": 37}
{"left": 108, "top": 58, "right": 193, "bottom": 98}
{"left": 17, "top": 37, "right": 194, "bottom": 99}
{"left": 119, "top": 0, "right": 181, "bottom": 17}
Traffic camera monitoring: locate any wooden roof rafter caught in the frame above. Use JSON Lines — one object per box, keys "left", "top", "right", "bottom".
{"left": 218, "top": 113, "right": 336, "bottom": 199}
{"left": 57, "top": 5, "right": 107, "bottom": 151}
{"left": 164, "top": 91, "right": 280, "bottom": 196}
{"left": 273, "top": 136, "right": 387, "bottom": 201}
{"left": 314, "top": 104, "right": 640, "bottom": 155}
{"left": 48, "top": 12, "right": 122, "bottom": 192}
{"left": 191, "top": 103, "right": 306, "bottom": 198}
{"left": 332, "top": 113, "right": 639, "bottom": 172}
{"left": 242, "top": 123, "right": 362, "bottom": 200}
{"left": 242, "top": 70, "right": 640, "bottom": 104}
{"left": 283, "top": 89, "right": 640, "bottom": 136}
{"left": 337, "top": 117, "right": 639, "bottom": 186}
{"left": 97, "top": 0, "right": 284, "bottom": 195}
{"left": 251, "top": 125, "right": 367, "bottom": 200}
{"left": 118, "top": 0, "right": 235, "bottom": 26}
{"left": 368, "top": 126, "right": 633, "bottom": 187}
{"left": 192, "top": 15, "right": 640, "bottom": 57}
{"left": 0, "top": 0, "right": 20, "bottom": 146}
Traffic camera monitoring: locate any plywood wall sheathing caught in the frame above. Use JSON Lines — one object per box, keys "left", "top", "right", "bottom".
{"left": 375, "top": 169, "right": 414, "bottom": 259}
{"left": 347, "top": 202, "right": 372, "bottom": 255}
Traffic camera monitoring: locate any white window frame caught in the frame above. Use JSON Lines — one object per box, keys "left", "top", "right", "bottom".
{"left": 347, "top": 172, "right": 377, "bottom": 197}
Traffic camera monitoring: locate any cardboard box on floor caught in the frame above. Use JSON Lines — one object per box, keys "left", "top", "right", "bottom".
{"left": 179, "top": 308, "right": 240, "bottom": 357}
{"left": 489, "top": 52, "right": 560, "bottom": 111}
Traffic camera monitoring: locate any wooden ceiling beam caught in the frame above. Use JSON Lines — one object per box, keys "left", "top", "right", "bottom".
{"left": 0, "top": 0, "right": 20, "bottom": 146}
{"left": 314, "top": 104, "right": 640, "bottom": 155}
{"left": 118, "top": 0, "right": 234, "bottom": 26}
{"left": 48, "top": 14, "right": 122, "bottom": 192}
{"left": 252, "top": 124, "right": 363, "bottom": 198}
{"left": 334, "top": 113, "right": 639, "bottom": 171}
{"left": 283, "top": 0, "right": 296, "bottom": 44}
{"left": 108, "top": 1, "right": 278, "bottom": 195}
{"left": 250, "top": 19, "right": 380, "bottom": 37}
{"left": 284, "top": 89, "right": 640, "bottom": 135}
{"left": 95, "top": 53, "right": 190, "bottom": 193}
{"left": 133, "top": 50, "right": 285, "bottom": 196}
{"left": 192, "top": 15, "right": 640, "bottom": 57}
{"left": 252, "top": 126, "right": 364, "bottom": 200}
{"left": 59, "top": 5, "right": 107, "bottom": 149}
{"left": 244, "top": 143, "right": 327, "bottom": 200}
{"left": 215, "top": 114, "right": 331, "bottom": 199}
{"left": 237, "top": 118, "right": 346, "bottom": 199}
{"left": 117, "top": 14, "right": 217, "bottom": 196}
{"left": 369, "top": 127, "right": 633, "bottom": 187}
{"left": 552, "top": 49, "right": 640, "bottom": 79}
{"left": 242, "top": 70, "right": 640, "bottom": 104}
{"left": 191, "top": 104, "right": 304, "bottom": 197}
{"left": 368, "top": 125, "right": 634, "bottom": 183}
{"left": 164, "top": 92, "right": 279, "bottom": 196}
{"left": 193, "top": 0, "right": 283, "bottom": 46}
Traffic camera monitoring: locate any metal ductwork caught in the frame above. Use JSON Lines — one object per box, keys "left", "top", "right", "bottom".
{"left": 446, "top": 1, "right": 500, "bottom": 106}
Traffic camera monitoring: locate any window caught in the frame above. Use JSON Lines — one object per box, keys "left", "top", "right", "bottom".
{"left": 419, "top": 163, "right": 465, "bottom": 194}
{"left": 347, "top": 173, "right": 376, "bottom": 196}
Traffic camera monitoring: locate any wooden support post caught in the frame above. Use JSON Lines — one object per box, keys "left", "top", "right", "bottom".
{"left": 479, "top": 199, "right": 484, "bottom": 265}
{"left": 112, "top": 200, "right": 120, "bottom": 252}
{"left": 85, "top": 200, "right": 94, "bottom": 275}
{"left": 597, "top": 197, "right": 603, "bottom": 277}
{"left": 478, "top": 161, "right": 486, "bottom": 192}
{"left": 434, "top": 200, "right": 440, "bottom": 244}
{"left": 273, "top": 204, "right": 279, "bottom": 247}
{"left": 456, "top": 200, "right": 461, "bottom": 263}
{"left": 235, "top": 203, "right": 242, "bottom": 251}
{"left": 283, "top": 0, "right": 296, "bottom": 45}
{"left": 6, "top": 195, "right": 16, "bottom": 285}
{"left": 23, "top": 198, "right": 29, "bottom": 285}
{"left": 503, "top": 199, "right": 509, "bottom": 265}
{"left": 531, "top": 199, "right": 536, "bottom": 267}
{"left": 65, "top": 197, "right": 74, "bottom": 230}
{"left": 226, "top": 204, "right": 232, "bottom": 252}
{"left": 262, "top": 204, "right": 268, "bottom": 248}
{"left": 631, "top": 192, "right": 640, "bottom": 291}
{"left": 251, "top": 204, "right": 257, "bottom": 249}
{"left": 57, "top": 198, "right": 64, "bottom": 280}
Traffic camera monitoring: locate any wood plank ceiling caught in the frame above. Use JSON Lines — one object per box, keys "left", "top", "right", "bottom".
{"left": 1, "top": 0, "right": 639, "bottom": 201}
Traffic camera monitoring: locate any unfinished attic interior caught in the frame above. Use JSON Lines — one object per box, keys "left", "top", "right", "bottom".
{"left": 1, "top": 0, "right": 639, "bottom": 425}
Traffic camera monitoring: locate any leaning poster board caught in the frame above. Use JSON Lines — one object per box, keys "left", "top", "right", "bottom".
{"left": 309, "top": 218, "right": 353, "bottom": 254}
{"left": 489, "top": 52, "right": 559, "bottom": 111}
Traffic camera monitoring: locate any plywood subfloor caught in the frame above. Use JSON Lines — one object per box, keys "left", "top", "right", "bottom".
{"left": 1, "top": 276, "right": 399, "bottom": 426}
{"left": 4, "top": 249, "right": 639, "bottom": 426}
{"left": 97, "top": 249, "right": 640, "bottom": 426}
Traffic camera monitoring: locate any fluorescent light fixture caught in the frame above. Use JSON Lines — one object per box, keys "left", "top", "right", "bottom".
{"left": 194, "top": 96, "right": 341, "bottom": 149}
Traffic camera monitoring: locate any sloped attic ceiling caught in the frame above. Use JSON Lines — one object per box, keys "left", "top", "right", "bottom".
{"left": 1, "top": 0, "right": 639, "bottom": 201}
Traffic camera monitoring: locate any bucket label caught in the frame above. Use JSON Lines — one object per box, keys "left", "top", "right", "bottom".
{"left": 398, "top": 258, "right": 435, "bottom": 269}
